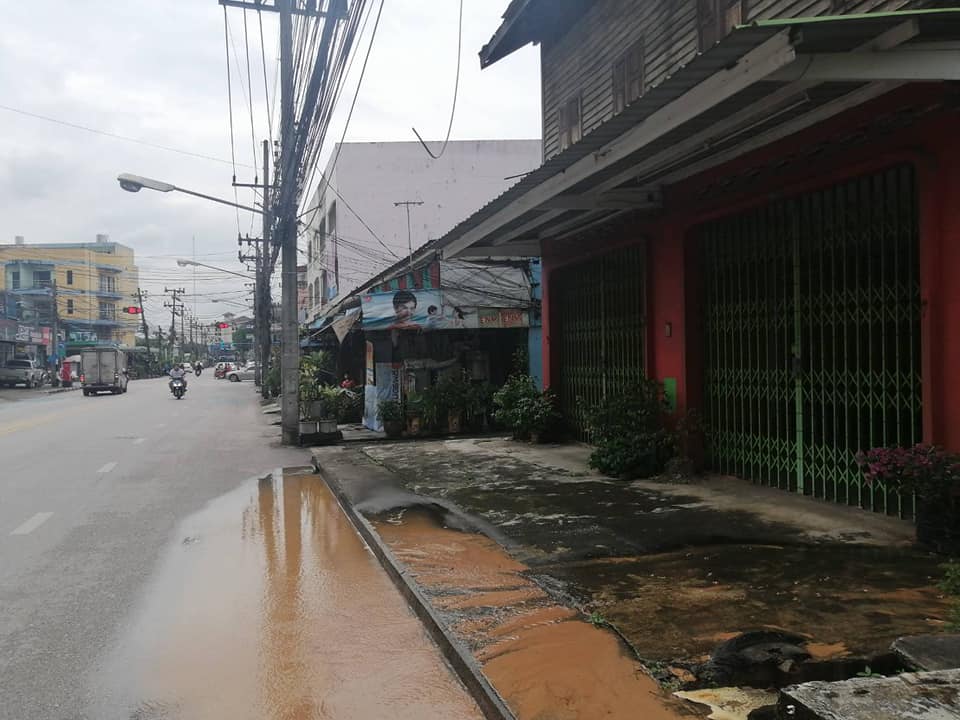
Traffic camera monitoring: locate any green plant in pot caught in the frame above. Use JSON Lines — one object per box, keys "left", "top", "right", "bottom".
{"left": 585, "top": 379, "right": 675, "bottom": 479}
{"left": 515, "top": 389, "right": 561, "bottom": 443}
{"left": 493, "top": 373, "right": 540, "bottom": 439}
{"left": 378, "top": 399, "right": 404, "bottom": 439}
{"left": 493, "top": 374, "right": 559, "bottom": 442}
{"left": 314, "top": 386, "right": 341, "bottom": 433}
{"left": 436, "top": 372, "right": 471, "bottom": 434}
{"left": 856, "top": 444, "right": 960, "bottom": 553}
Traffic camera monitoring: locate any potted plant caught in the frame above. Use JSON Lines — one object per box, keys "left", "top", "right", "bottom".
{"left": 315, "top": 386, "right": 341, "bottom": 434}
{"left": 516, "top": 389, "right": 561, "bottom": 443}
{"left": 379, "top": 399, "right": 404, "bottom": 439}
{"left": 437, "top": 372, "right": 470, "bottom": 434}
{"left": 493, "top": 373, "right": 540, "bottom": 439}
{"left": 418, "top": 385, "right": 443, "bottom": 435}
{"left": 405, "top": 394, "right": 424, "bottom": 436}
{"left": 298, "top": 367, "right": 321, "bottom": 436}
{"left": 857, "top": 444, "right": 960, "bottom": 553}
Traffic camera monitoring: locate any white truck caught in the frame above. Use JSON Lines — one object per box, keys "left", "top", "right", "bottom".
{"left": 0, "top": 358, "right": 44, "bottom": 388}
{"left": 81, "top": 348, "right": 129, "bottom": 396}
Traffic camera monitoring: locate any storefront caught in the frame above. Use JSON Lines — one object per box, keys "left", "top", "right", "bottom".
{"left": 0, "top": 319, "right": 53, "bottom": 365}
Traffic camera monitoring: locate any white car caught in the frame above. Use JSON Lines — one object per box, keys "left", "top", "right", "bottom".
{"left": 227, "top": 363, "right": 257, "bottom": 382}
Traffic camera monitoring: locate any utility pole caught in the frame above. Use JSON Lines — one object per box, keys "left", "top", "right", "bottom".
{"left": 156, "top": 328, "right": 165, "bottom": 365}
{"left": 394, "top": 200, "right": 424, "bottom": 271}
{"left": 164, "top": 287, "right": 185, "bottom": 362}
{"left": 49, "top": 280, "right": 59, "bottom": 367}
{"left": 260, "top": 138, "right": 272, "bottom": 399}
{"left": 278, "top": 0, "right": 299, "bottom": 444}
{"left": 136, "top": 288, "right": 150, "bottom": 357}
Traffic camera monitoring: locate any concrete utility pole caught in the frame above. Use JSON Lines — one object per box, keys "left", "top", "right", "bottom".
{"left": 278, "top": 0, "right": 299, "bottom": 444}
{"left": 260, "top": 139, "right": 272, "bottom": 399}
{"left": 136, "top": 288, "right": 150, "bottom": 356}
{"left": 163, "top": 287, "right": 185, "bottom": 362}
{"left": 394, "top": 200, "right": 424, "bottom": 271}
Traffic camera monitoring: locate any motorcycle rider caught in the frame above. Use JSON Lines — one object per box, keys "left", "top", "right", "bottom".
{"left": 168, "top": 363, "right": 188, "bottom": 393}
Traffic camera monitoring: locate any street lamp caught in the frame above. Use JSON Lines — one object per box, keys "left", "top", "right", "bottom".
{"left": 117, "top": 173, "right": 264, "bottom": 216}
{"left": 176, "top": 258, "right": 253, "bottom": 280}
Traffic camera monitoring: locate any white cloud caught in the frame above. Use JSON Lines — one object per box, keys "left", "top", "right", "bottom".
{"left": 0, "top": 0, "right": 541, "bottom": 321}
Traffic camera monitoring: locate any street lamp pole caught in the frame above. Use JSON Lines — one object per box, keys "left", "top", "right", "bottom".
{"left": 117, "top": 174, "right": 264, "bottom": 216}
{"left": 176, "top": 259, "right": 253, "bottom": 280}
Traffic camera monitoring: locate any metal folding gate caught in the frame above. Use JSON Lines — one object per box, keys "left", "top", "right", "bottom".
{"left": 554, "top": 244, "right": 647, "bottom": 440}
{"left": 700, "top": 165, "right": 922, "bottom": 515}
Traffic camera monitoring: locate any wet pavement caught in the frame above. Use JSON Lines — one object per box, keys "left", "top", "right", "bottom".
{"left": 375, "top": 509, "right": 703, "bottom": 719}
{"left": 312, "top": 438, "right": 952, "bottom": 695}
{"left": 90, "top": 468, "right": 483, "bottom": 719}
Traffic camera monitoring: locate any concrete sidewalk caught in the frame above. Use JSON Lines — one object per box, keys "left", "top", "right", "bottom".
{"left": 313, "top": 438, "right": 952, "bottom": 704}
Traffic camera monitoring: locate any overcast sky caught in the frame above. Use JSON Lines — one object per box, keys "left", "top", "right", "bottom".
{"left": 0, "top": 1, "right": 540, "bottom": 324}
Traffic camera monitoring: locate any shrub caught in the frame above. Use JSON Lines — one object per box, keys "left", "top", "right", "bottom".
{"left": 493, "top": 374, "right": 558, "bottom": 441}
{"left": 856, "top": 444, "right": 960, "bottom": 500}
{"left": 585, "top": 379, "right": 674, "bottom": 479}
{"left": 378, "top": 399, "right": 403, "bottom": 422}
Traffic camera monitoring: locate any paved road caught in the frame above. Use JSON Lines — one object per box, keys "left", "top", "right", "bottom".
{"left": 0, "top": 375, "right": 480, "bottom": 719}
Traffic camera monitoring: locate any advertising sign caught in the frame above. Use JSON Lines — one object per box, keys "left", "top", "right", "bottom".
{"left": 0, "top": 319, "right": 53, "bottom": 345}
{"left": 361, "top": 290, "right": 531, "bottom": 332}
{"left": 361, "top": 289, "right": 443, "bottom": 331}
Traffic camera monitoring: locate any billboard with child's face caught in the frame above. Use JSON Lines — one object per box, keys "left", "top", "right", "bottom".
{"left": 361, "top": 290, "right": 443, "bottom": 331}
{"left": 361, "top": 289, "right": 530, "bottom": 331}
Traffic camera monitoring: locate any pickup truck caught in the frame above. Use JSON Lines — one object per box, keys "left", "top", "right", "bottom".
{"left": 0, "top": 358, "right": 43, "bottom": 388}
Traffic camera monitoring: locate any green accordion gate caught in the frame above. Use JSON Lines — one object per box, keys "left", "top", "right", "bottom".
{"left": 699, "top": 165, "right": 922, "bottom": 515}
{"left": 554, "top": 244, "right": 647, "bottom": 440}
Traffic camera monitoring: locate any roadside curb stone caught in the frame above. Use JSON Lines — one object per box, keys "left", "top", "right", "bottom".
{"left": 312, "top": 448, "right": 517, "bottom": 720}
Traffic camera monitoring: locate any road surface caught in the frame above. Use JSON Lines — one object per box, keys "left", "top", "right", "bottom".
{"left": 0, "top": 374, "right": 481, "bottom": 719}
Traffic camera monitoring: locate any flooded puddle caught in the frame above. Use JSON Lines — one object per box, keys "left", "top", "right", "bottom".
{"left": 91, "top": 469, "right": 482, "bottom": 720}
{"left": 375, "top": 510, "right": 702, "bottom": 720}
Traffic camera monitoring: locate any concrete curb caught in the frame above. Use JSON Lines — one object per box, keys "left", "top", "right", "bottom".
{"left": 313, "top": 456, "right": 517, "bottom": 720}
{"left": 43, "top": 386, "right": 80, "bottom": 395}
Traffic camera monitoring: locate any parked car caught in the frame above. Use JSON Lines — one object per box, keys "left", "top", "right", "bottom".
{"left": 0, "top": 358, "right": 44, "bottom": 388}
{"left": 227, "top": 363, "right": 258, "bottom": 382}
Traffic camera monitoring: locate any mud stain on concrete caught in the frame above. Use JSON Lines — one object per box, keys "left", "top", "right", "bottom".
{"left": 92, "top": 470, "right": 483, "bottom": 720}
{"left": 375, "top": 510, "right": 704, "bottom": 720}
{"left": 545, "top": 544, "right": 950, "bottom": 664}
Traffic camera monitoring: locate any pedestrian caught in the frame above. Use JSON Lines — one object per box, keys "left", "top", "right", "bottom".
{"left": 340, "top": 372, "right": 356, "bottom": 389}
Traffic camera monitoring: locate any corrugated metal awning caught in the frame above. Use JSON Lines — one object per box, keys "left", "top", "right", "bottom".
{"left": 442, "top": 9, "right": 960, "bottom": 258}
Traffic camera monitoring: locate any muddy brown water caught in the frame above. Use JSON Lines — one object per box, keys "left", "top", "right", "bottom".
{"left": 91, "top": 469, "right": 483, "bottom": 720}
{"left": 375, "top": 510, "right": 705, "bottom": 720}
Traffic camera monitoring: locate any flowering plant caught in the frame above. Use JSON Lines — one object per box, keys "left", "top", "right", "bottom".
{"left": 855, "top": 444, "right": 960, "bottom": 499}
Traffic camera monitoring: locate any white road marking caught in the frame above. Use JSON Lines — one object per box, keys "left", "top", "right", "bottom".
{"left": 133, "top": 437, "right": 145, "bottom": 445}
{"left": 10, "top": 512, "right": 54, "bottom": 536}
{"left": 157, "top": 423, "right": 167, "bottom": 428}
{"left": 98, "top": 461, "right": 118, "bottom": 474}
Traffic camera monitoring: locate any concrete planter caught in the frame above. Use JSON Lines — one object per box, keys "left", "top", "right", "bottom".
{"left": 298, "top": 420, "right": 318, "bottom": 435}
{"left": 318, "top": 419, "right": 338, "bottom": 434}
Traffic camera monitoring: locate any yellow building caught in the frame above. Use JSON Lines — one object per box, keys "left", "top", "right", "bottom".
{"left": 0, "top": 235, "right": 140, "bottom": 351}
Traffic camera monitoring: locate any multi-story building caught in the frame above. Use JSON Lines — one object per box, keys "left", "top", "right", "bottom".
{"left": 0, "top": 235, "right": 140, "bottom": 354}
{"left": 301, "top": 140, "right": 542, "bottom": 325}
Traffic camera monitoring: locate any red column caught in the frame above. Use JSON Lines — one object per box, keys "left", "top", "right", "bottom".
{"left": 647, "top": 224, "right": 688, "bottom": 412}
{"left": 926, "top": 127, "right": 960, "bottom": 450}
{"left": 541, "top": 260, "right": 554, "bottom": 389}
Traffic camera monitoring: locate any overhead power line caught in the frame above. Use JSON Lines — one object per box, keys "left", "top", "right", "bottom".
{"left": 0, "top": 102, "right": 251, "bottom": 168}
{"left": 412, "top": 0, "right": 463, "bottom": 160}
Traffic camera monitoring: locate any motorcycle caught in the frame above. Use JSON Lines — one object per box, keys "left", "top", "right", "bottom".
{"left": 170, "top": 377, "right": 187, "bottom": 400}
{"left": 195, "top": 365, "right": 203, "bottom": 377}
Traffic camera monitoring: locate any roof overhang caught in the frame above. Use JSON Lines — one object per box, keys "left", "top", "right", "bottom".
{"left": 480, "top": 0, "right": 587, "bottom": 68}
{"left": 447, "top": 9, "right": 960, "bottom": 259}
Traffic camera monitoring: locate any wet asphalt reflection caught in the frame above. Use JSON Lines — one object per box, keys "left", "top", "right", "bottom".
{"left": 90, "top": 469, "right": 482, "bottom": 720}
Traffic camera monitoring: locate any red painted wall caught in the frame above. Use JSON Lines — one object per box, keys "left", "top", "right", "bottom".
{"left": 542, "top": 84, "right": 960, "bottom": 450}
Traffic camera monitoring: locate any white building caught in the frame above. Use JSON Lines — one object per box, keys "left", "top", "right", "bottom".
{"left": 302, "top": 139, "right": 542, "bottom": 324}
